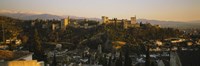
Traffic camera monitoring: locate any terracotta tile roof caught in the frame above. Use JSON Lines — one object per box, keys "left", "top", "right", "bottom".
{"left": 0, "top": 50, "right": 32, "bottom": 61}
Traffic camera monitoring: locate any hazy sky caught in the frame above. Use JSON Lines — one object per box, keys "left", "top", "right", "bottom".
{"left": 0, "top": 0, "right": 200, "bottom": 21}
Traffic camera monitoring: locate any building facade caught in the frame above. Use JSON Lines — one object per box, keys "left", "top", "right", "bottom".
{"left": 102, "top": 16, "right": 139, "bottom": 29}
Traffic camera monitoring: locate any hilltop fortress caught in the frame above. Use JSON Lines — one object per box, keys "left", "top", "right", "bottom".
{"left": 58, "top": 16, "right": 140, "bottom": 30}
{"left": 102, "top": 16, "right": 140, "bottom": 29}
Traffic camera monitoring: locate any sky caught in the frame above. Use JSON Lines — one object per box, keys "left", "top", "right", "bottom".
{"left": 0, "top": 0, "right": 200, "bottom": 22}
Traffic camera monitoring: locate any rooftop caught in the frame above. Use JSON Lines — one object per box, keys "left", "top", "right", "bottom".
{"left": 0, "top": 50, "right": 33, "bottom": 61}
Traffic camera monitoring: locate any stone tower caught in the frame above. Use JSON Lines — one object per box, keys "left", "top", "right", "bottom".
{"left": 61, "top": 16, "right": 70, "bottom": 30}
{"left": 122, "top": 19, "right": 128, "bottom": 29}
{"left": 131, "top": 16, "right": 136, "bottom": 24}
{"left": 102, "top": 16, "right": 109, "bottom": 24}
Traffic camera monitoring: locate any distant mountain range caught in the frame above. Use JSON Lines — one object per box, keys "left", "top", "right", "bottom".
{"left": 0, "top": 10, "right": 200, "bottom": 29}
{"left": 0, "top": 10, "right": 100, "bottom": 21}
{"left": 137, "top": 19, "right": 200, "bottom": 29}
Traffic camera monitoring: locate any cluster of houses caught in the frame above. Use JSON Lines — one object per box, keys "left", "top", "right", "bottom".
{"left": 149, "top": 38, "right": 200, "bottom": 52}
{"left": 0, "top": 50, "right": 44, "bottom": 66}
{"left": 1, "top": 37, "right": 200, "bottom": 66}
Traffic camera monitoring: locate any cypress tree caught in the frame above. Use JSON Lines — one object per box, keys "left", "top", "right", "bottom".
{"left": 115, "top": 52, "right": 123, "bottom": 66}
{"left": 145, "top": 45, "right": 150, "bottom": 66}
{"left": 124, "top": 48, "right": 132, "bottom": 66}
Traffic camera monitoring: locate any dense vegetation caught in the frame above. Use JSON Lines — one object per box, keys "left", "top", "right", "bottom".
{"left": 0, "top": 16, "right": 183, "bottom": 61}
{"left": 0, "top": 16, "right": 22, "bottom": 41}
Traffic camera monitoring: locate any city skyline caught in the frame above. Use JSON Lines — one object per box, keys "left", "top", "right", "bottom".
{"left": 0, "top": 0, "right": 200, "bottom": 22}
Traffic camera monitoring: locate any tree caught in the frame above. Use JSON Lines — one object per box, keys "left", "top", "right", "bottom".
{"left": 124, "top": 45, "right": 132, "bottom": 66}
{"left": 108, "top": 57, "right": 112, "bottom": 66}
{"left": 145, "top": 45, "right": 150, "bottom": 66}
{"left": 99, "top": 55, "right": 107, "bottom": 66}
{"left": 26, "top": 29, "right": 44, "bottom": 61}
{"left": 33, "top": 29, "right": 42, "bottom": 52}
{"left": 115, "top": 52, "right": 123, "bottom": 66}
{"left": 21, "top": 35, "right": 29, "bottom": 44}
{"left": 52, "top": 52, "right": 57, "bottom": 66}
{"left": 124, "top": 51, "right": 132, "bottom": 66}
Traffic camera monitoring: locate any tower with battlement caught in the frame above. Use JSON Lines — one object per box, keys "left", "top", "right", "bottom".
{"left": 122, "top": 19, "right": 128, "bottom": 29}
{"left": 61, "top": 16, "right": 70, "bottom": 30}
{"left": 101, "top": 16, "right": 138, "bottom": 28}
{"left": 102, "top": 16, "right": 109, "bottom": 24}
{"left": 131, "top": 16, "right": 136, "bottom": 24}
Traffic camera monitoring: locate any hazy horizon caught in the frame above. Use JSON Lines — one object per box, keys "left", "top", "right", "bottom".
{"left": 0, "top": 0, "right": 200, "bottom": 22}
